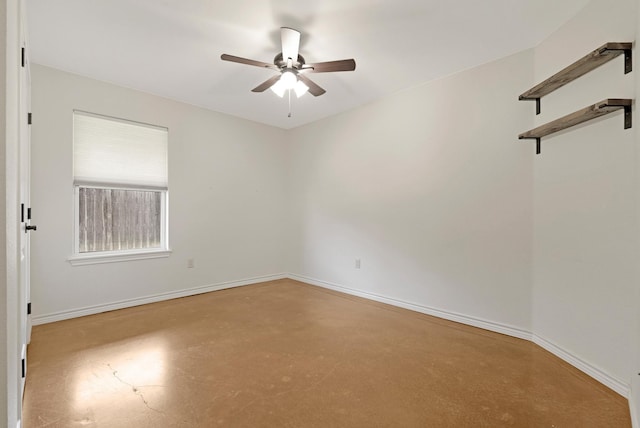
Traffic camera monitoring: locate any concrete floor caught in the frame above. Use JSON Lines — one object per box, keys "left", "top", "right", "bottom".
{"left": 23, "top": 279, "right": 631, "bottom": 427}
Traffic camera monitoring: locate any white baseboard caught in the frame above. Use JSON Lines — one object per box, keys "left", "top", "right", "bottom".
{"left": 532, "top": 334, "right": 629, "bottom": 398}
{"left": 32, "top": 273, "right": 287, "bottom": 325}
{"left": 286, "top": 273, "right": 532, "bottom": 341}
{"left": 288, "top": 273, "right": 632, "bottom": 400}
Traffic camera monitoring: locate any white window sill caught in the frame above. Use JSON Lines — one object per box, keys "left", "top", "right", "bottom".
{"left": 68, "top": 249, "right": 172, "bottom": 266}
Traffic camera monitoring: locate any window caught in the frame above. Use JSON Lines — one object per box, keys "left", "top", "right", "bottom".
{"left": 70, "top": 111, "right": 170, "bottom": 265}
{"left": 77, "top": 187, "right": 162, "bottom": 252}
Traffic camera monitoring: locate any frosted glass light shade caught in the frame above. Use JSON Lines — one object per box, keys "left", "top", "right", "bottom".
{"left": 73, "top": 111, "right": 168, "bottom": 189}
{"left": 280, "top": 70, "right": 297, "bottom": 89}
{"left": 294, "top": 80, "right": 309, "bottom": 97}
{"left": 271, "top": 79, "right": 286, "bottom": 97}
{"left": 270, "top": 71, "right": 308, "bottom": 98}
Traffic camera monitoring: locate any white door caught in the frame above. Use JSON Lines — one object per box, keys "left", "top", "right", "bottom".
{"left": 18, "top": 31, "right": 33, "bottom": 398}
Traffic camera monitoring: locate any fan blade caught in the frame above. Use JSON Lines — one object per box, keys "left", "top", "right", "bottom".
{"left": 297, "top": 74, "right": 326, "bottom": 96}
{"left": 251, "top": 75, "right": 282, "bottom": 92}
{"left": 305, "top": 59, "right": 356, "bottom": 73}
{"left": 221, "top": 54, "right": 279, "bottom": 71}
{"left": 281, "top": 27, "right": 300, "bottom": 63}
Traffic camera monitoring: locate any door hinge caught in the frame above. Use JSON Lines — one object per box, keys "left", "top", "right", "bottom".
{"left": 21, "top": 47, "right": 25, "bottom": 68}
{"left": 27, "top": 207, "right": 31, "bottom": 220}
{"left": 21, "top": 358, "right": 25, "bottom": 378}
{"left": 27, "top": 302, "right": 31, "bottom": 315}
{"left": 27, "top": 112, "right": 32, "bottom": 125}
{"left": 20, "top": 204, "right": 24, "bottom": 223}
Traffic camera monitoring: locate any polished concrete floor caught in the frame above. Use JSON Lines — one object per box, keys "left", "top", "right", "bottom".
{"left": 24, "top": 279, "right": 630, "bottom": 427}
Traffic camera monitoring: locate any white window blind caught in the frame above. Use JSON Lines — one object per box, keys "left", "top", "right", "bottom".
{"left": 73, "top": 111, "right": 168, "bottom": 189}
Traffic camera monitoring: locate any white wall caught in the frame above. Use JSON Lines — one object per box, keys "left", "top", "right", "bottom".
{"left": 531, "top": 0, "right": 637, "bottom": 394}
{"left": 287, "top": 50, "right": 535, "bottom": 335}
{"left": 30, "top": 65, "right": 289, "bottom": 320}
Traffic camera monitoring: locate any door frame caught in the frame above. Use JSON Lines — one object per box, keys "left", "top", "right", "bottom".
{"left": 18, "top": 16, "right": 32, "bottom": 398}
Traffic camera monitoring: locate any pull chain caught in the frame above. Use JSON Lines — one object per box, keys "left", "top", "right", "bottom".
{"left": 288, "top": 89, "right": 292, "bottom": 118}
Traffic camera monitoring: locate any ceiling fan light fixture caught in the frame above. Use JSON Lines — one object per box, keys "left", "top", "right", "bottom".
{"left": 280, "top": 70, "right": 297, "bottom": 89}
{"left": 271, "top": 70, "right": 306, "bottom": 98}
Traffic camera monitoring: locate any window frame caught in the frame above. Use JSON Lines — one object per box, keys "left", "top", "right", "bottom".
{"left": 69, "top": 110, "right": 171, "bottom": 266}
{"left": 69, "top": 184, "right": 171, "bottom": 266}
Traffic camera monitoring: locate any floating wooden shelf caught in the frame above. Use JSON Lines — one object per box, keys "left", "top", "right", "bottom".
{"left": 519, "top": 42, "right": 632, "bottom": 114}
{"left": 519, "top": 99, "right": 632, "bottom": 154}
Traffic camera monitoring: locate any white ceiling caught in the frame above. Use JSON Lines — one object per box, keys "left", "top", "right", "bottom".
{"left": 26, "top": 0, "right": 590, "bottom": 129}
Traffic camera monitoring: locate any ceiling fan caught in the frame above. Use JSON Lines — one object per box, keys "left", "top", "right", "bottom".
{"left": 221, "top": 27, "right": 356, "bottom": 98}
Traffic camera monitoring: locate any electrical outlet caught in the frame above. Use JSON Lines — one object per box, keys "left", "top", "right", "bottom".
{"left": 355, "top": 259, "right": 361, "bottom": 269}
{"left": 187, "top": 259, "right": 195, "bottom": 268}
